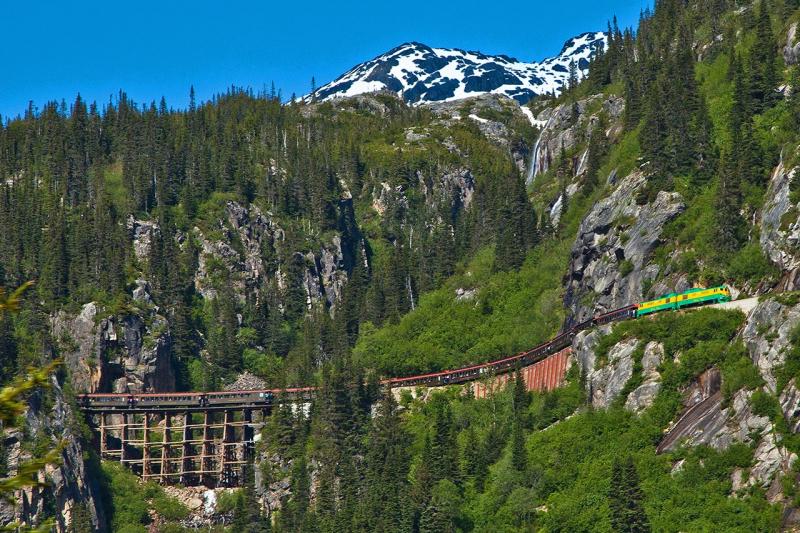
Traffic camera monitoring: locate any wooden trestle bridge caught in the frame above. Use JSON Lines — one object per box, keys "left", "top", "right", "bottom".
{"left": 78, "top": 302, "right": 638, "bottom": 487}
{"left": 79, "top": 349, "right": 574, "bottom": 488}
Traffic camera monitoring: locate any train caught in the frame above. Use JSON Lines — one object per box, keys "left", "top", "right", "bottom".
{"left": 77, "top": 286, "right": 730, "bottom": 410}
{"left": 636, "top": 285, "right": 730, "bottom": 317}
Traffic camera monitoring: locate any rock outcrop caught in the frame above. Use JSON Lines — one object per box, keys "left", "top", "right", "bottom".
{"left": 564, "top": 171, "right": 686, "bottom": 324}
{"left": 1, "top": 377, "right": 107, "bottom": 532}
{"left": 625, "top": 341, "right": 664, "bottom": 413}
{"left": 194, "top": 201, "right": 349, "bottom": 311}
{"left": 784, "top": 22, "right": 800, "bottom": 66}
{"left": 741, "top": 297, "right": 800, "bottom": 392}
{"left": 528, "top": 93, "right": 624, "bottom": 182}
{"left": 127, "top": 216, "right": 159, "bottom": 263}
{"left": 51, "top": 301, "right": 175, "bottom": 394}
{"left": 760, "top": 155, "right": 800, "bottom": 289}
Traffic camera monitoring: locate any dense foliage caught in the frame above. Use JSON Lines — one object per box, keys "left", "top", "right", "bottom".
{"left": 253, "top": 309, "right": 777, "bottom": 533}
{"left": 0, "top": 87, "right": 538, "bottom": 387}
{"left": 5, "top": 0, "right": 800, "bottom": 529}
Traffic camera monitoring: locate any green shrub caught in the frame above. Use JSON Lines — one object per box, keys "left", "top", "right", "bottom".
{"left": 216, "top": 489, "right": 240, "bottom": 514}
{"left": 721, "top": 344, "right": 764, "bottom": 399}
{"left": 619, "top": 259, "right": 634, "bottom": 278}
{"left": 151, "top": 492, "right": 190, "bottom": 521}
{"left": 728, "top": 243, "right": 778, "bottom": 284}
{"left": 101, "top": 462, "right": 150, "bottom": 532}
{"left": 101, "top": 462, "right": 189, "bottom": 529}
{"left": 750, "top": 389, "right": 779, "bottom": 419}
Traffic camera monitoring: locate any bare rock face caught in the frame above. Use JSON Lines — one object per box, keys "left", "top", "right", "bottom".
{"left": 760, "top": 156, "right": 800, "bottom": 287}
{"left": 317, "top": 237, "right": 348, "bottom": 307}
{"left": 741, "top": 298, "right": 800, "bottom": 392}
{"left": 1, "top": 377, "right": 107, "bottom": 532}
{"left": 426, "top": 94, "right": 534, "bottom": 173}
{"left": 194, "top": 201, "right": 348, "bottom": 311}
{"left": 661, "top": 385, "right": 771, "bottom": 453}
{"left": 749, "top": 433, "right": 796, "bottom": 490}
{"left": 528, "top": 94, "right": 624, "bottom": 182}
{"left": 587, "top": 338, "right": 639, "bottom": 409}
{"left": 564, "top": 171, "right": 686, "bottom": 325}
{"left": 50, "top": 303, "right": 107, "bottom": 393}
{"left": 780, "top": 379, "right": 800, "bottom": 433}
{"left": 115, "top": 313, "right": 175, "bottom": 393}
{"left": 417, "top": 168, "right": 475, "bottom": 213}
{"left": 127, "top": 216, "right": 159, "bottom": 263}
{"left": 625, "top": 341, "right": 664, "bottom": 413}
{"left": 784, "top": 22, "right": 800, "bottom": 66}
{"left": 572, "top": 325, "right": 611, "bottom": 378}
{"left": 51, "top": 302, "right": 174, "bottom": 394}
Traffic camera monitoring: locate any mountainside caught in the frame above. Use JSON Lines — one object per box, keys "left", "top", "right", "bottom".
{"left": 308, "top": 31, "right": 607, "bottom": 104}
{"left": 8, "top": 0, "right": 800, "bottom": 530}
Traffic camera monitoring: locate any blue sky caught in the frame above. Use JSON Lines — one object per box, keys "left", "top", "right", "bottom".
{"left": 0, "top": 0, "right": 645, "bottom": 119}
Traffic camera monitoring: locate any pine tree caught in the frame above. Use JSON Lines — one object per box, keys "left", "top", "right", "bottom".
{"left": 39, "top": 208, "right": 69, "bottom": 305}
{"left": 206, "top": 285, "right": 242, "bottom": 375}
{"left": 750, "top": 0, "right": 778, "bottom": 111}
{"left": 715, "top": 150, "right": 747, "bottom": 255}
{"left": 69, "top": 501, "right": 94, "bottom": 533}
{"left": 0, "top": 288, "right": 17, "bottom": 382}
{"left": 511, "top": 369, "right": 529, "bottom": 472}
{"left": 609, "top": 456, "right": 651, "bottom": 533}
{"left": 231, "top": 464, "right": 271, "bottom": 533}
{"left": 361, "top": 391, "right": 413, "bottom": 532}
{"left": 789, "top": 66, "right": 800, "bottom": 128}
{"left": 419, "top": 499, "right": 454, "bottom": 533}
{"left": 690, "top": 92, "right": 717, "bottom": 185}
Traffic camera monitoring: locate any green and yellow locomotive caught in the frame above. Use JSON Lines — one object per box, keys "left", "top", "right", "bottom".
{"left": 635, "top": 285, "right": 731, "bottom": 317}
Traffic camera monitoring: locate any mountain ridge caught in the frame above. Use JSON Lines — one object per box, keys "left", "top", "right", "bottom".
{"left": 307, "top": 31, "right": 607, "bottom": 105}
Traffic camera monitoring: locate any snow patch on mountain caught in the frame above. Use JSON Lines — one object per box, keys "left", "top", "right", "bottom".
{"left": 307, "top": 32, "right": 606, "bottom": 105}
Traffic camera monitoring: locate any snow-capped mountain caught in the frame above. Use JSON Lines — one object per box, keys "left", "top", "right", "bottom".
{"left": 308, "top": 31, "right": 606, "bottom": 105}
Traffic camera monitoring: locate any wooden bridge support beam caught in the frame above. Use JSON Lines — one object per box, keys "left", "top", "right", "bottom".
{"left": 160, "top": 413, "right": 171, "bottom": 483}
{"left": 120, "top": 414, "right": 128, "bottom": 464}
{"left": 142, "top": 414, "right": 150, "bottom": 478}
{"left": 221, "top": 410, "right": 233, "bottom": 486}
{"left": 90, "top": 403, "right": 276, "bottom": 487}
{"left": 99, "top": 413, "right": 106, "bottom": 457}
{"left": 180, "top": 412, "right": 191, "bottom": 485}
{"left": 201, "top": 411, "right": 212, "bottom": 487}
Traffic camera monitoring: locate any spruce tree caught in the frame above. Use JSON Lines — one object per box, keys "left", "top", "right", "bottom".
{"left": 361, "top": 391, "right": 413, "bottom": 532}
{"left": 511, "top": 369, "right": 529, "bottom": 472}
{"left": 231, "top": 464, "right": 271, "bottom": 533}
{"left": 750, "top": 0, "right": 778, "bottom": 111}
{"left": 69, "top": 502, "right": 94, "bottom": 533}
{"left": 715, "top": 149, "right": 747, "bottom": 255}
{"left": 609, "top": 456, "right": 651, "bottom": 533}
{"left": 419, "top": 499, "right": 454, "bottom": 533}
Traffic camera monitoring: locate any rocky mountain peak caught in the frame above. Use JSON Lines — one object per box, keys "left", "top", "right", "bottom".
{"left": 307, "top": 31, "right": 607, "bottom": 105}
